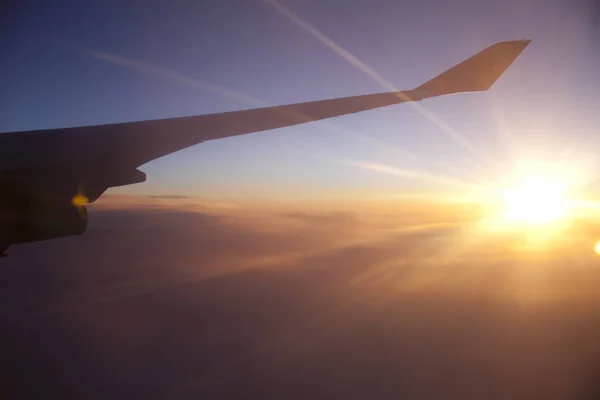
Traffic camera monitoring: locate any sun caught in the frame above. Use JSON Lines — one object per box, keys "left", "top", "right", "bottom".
{"left": 478, "top": 171, "right": 578, "bottom": 235}
{"left": 500, "top": 176, "right": 571, "bottom": 225}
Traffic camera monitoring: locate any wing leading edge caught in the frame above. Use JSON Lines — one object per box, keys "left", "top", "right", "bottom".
{"left": 0, "top": 39, "right": 530, "bottom": 172}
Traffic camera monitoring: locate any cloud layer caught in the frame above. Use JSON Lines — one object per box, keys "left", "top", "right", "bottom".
{"left": 2, "top": 198, "right": 600, "bottom": 399}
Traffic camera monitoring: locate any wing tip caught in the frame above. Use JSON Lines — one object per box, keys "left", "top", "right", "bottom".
{"left": 493, "top": 38, "right": 532, "bottom": 53}
{"left": 413, "top": 38, "right": 532, "bottom": 98}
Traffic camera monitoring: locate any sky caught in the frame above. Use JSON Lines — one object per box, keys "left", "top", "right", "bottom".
{"left": 2, "top": 0, "right": 600, "bottom": 202}
{"left": 7, "top": 2, "right": 600, "bottom": 397}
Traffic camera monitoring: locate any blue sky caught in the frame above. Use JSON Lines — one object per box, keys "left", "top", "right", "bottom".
{"left": 2, "top": 0, "right": 600, "bottom": 200}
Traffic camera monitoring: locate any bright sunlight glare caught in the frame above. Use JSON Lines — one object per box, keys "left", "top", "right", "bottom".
{"left": 478, "top": 170, "right": 580, "bottom": 237}
{"left": 500, "top": 177, "right": 571, "bottom": 224}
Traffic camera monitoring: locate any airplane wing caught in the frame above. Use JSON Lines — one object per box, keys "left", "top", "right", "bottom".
{"left": 0, "top": 39, "right": 530, "bottom": 253}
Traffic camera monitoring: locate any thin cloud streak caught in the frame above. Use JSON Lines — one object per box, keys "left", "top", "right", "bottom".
{"left": 84, "top": 50, "right": 267, "bottom": 107}
{"left": 333, "top": 157, "right": 484, "bottom": 192}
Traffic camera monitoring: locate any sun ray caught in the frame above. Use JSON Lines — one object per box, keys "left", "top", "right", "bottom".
{"left": 264, "top": 0, "right": 494, "bottom": 167}
{"left": 331, "top": 157, "right": 487, "bottom": 193}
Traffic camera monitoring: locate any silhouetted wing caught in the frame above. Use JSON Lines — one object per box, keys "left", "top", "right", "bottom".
{"left": 0, "top": 40, "right": 532, "bottom": 254}
{"left": 0, "top": 40, "right": 530, "bottom": 172}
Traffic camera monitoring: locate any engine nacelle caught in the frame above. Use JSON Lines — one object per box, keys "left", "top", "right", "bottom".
{"left": 0, "top": 164, "right": 144, "bottom": 254}
{"left": 0, "top": 201, "right": 88, "bottom": 247}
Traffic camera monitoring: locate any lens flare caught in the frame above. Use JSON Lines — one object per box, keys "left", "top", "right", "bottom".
{"left": 72, "top": 193, "right": 89, "bottom": 207}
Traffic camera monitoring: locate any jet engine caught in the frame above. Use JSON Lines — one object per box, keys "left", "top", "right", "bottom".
{"left": 0, "top": 200, "right": 88, "bottom": 247}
